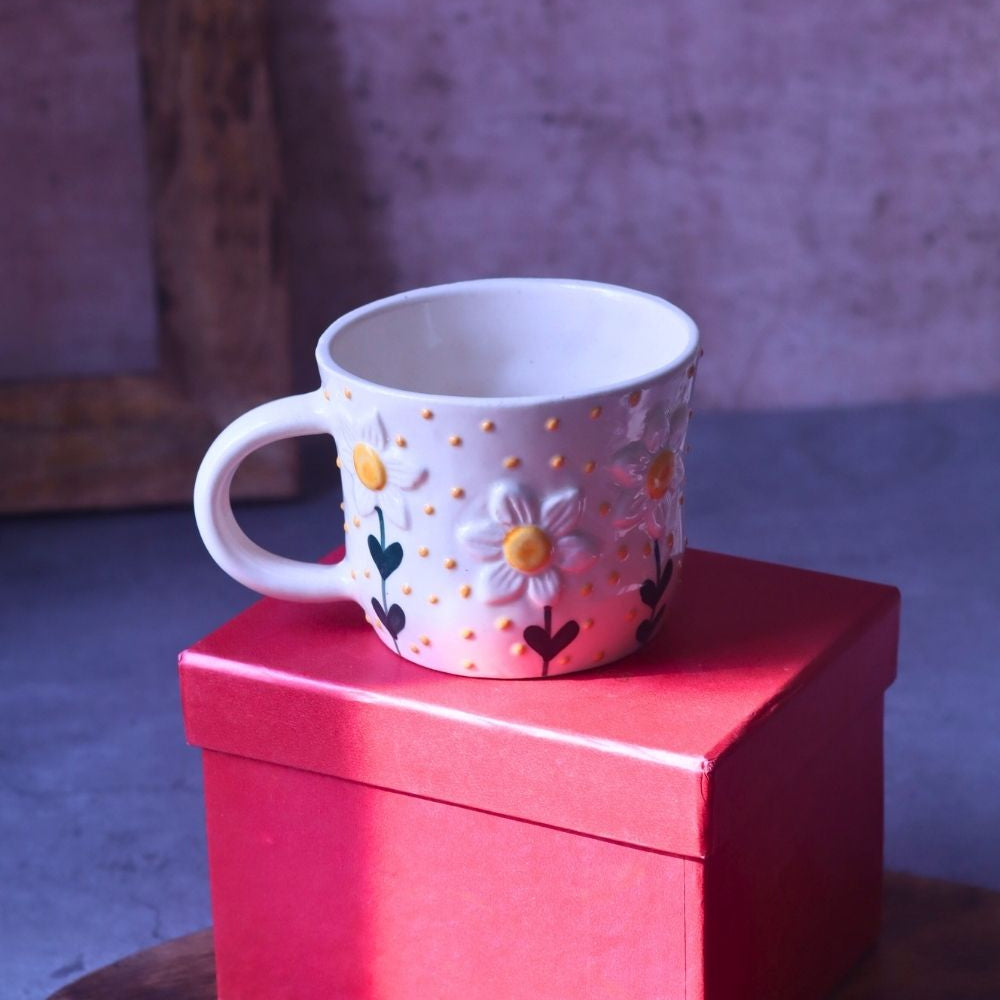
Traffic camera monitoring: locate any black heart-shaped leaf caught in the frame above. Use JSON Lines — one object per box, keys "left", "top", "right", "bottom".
{"left": 635, "top": 605, "right": 667, "bottom": 646}
{"left": 371, "top": 597, "right": 406, "bottom": 639}
{"left": 640, "top": 557, "right": 675, "bottom": 610}
{"left": 524, "top": 619, "right": 580, "bottom": 662}
{"left": 368, "top": 535, "right": 403, "bottom": 579}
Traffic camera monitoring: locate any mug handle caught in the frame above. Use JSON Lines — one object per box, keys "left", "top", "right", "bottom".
{"left": 193, "top": 390, "right": 355, "bottom": 602}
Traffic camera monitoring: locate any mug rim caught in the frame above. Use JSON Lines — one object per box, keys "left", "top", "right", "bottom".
{"left": 315, "top": 277, "right": 700, "bottom": 408}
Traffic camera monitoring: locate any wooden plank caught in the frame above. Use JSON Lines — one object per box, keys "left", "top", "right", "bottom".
{"left": 0, "top": 0, "right": 295, "bottom": 512}
{"left": 48, "top": 928, "right": 215, "bottom": 1000}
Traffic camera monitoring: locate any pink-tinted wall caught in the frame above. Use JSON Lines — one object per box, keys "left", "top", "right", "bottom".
{"left": 271, "top": 0, "right": 1000, "bottom": 409}
{"left": 4, "top": 1, "right": 998, "bottom": 409}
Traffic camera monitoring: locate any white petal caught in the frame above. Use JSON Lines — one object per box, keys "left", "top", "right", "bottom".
{"left": 478, "top": 561, "right": 527, "bottom": 605}
{"left": 643, "top": 407, "right": 670, "bottom": 452}
{"left": 645, "top": 502, "right": 667, "bottom": 540}
{"left": 382, "top": 451, "right": 426, "bottom": 491}
{"left": 539, "top": 486, "right": 583, "bottom": 538}
{"left": 357, "top": 410, "right": 388, "bottom": 450}
{"left": 488, "top": 480, "right": 537, "bottom": 527}
{"left": 527, "top": 569, "right": 562, "bottom": 607}
{"left": 352, "top": 477, "right": 377, "bottom": 516}
{"left": 612, "top": 491, "right": 645, "bottom": 529}
{"left": 609, "top": 441, "right": 648, "bottom": 487}
{"left": 554, "top": 533, "right": 599, "bottom": 574}
{"left": 667, "top": 404, "right": 690, "bottom": 450}
{"left": 380, "top": 487, "right": 410, "bottom": 530}
{"left": 457, "top": 519, "right": 506, "bottom": 560}
{"left": 672, "top": 453, "right": 686, "bottom": 491}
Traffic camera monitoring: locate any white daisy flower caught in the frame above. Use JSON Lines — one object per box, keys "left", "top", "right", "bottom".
{"left": 339, "top": 409, "right": 425, "bottom": 529}
{"left": 458, "top": 481, "right": 598, "bottom": 606}
{"left": 610, "top": 403, "right": 688, "bottom": 539}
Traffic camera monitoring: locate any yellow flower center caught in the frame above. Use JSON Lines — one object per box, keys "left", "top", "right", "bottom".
{"left": 353, "top": 442, "right": 387, "bottom": 491}
{"left": 646, "top": 449, "right": 676, "bottom": 500}
{"left": 502, "top": 525, "right": 553, "bottom": 574}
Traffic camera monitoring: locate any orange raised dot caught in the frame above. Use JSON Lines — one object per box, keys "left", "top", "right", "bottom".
{"left": 590, "top": 406, "right": 602, "bottom": 419}
{"left": 450, "top": 486, "right": 465, "bottom": 499}
{"left": 335, "top": 456, "right": 342, "bottom": 468}
{"left": 343, "top": 521, "right": 349, "bottom": 532}
{"left": 339, "top": 501, "right": 345, "bottom": 510}
{"left": 503, "top": 456, "right": 521, "bottom": 469}
{"left": 598, "top": 502, "right": 611, "bottom": 516}
{"left": 495, "top": 616, "right": 512, "bottom": 630}
{"left": 666, "top": 532, "right": 676, "bottom": 549}
{"left": 350, "top": 569, "right": 357, "bottom": 580}
{"left": 443, "top": 557, "right": 457, "bottom": 569}
{"left": 643, "top": 541, "right": 653, "bottom": 558}
{"left": 608, "top": 570, "right": 621, "bottom": 585}
{"left": 410, "top": 643, "right": 420, "bottom": 654}
{"left": 344, "top": 388, "right": 352, "bottom": 399}
{"left": 628, "top": 390, "right": 641, "bottom": 407}
{"left": 481, "top": 419, "right": 495, "bottom": 432}
{"left": 323, "top": 388, "right": 331, "bottom": 400}
{"left": 418, "top": 546, "right": 429, "bottom": 557}
{"left": 550, "top": 454, "right": 565, "bottom": 469}
{"left": 510, "top": 643, "right": 526, "bottom": 656}
{"left": 395, "top": 434, "right": 407, "bottom": 447}
{"left": 582, "top": 618, "right": 594, "bottom": 630}
{"left": 583, "top": 460, "right": 596, "bottom": 474}
{"left": 428, "top": 594, "right": 439, "bottom": 604}
{"left": 626, "top": 609, "right": 638, "bottom": 622}
{"left": 459, "top": 584, "right": 472, "bottom": 598}
{"left": 462, "top": 659, "right": 476, "bottom": 671}
{"left": 557, "top": 654, "right": 571, "bottom": 666}
{"left": 419, "top": 635, "right": 431, "bottom": 646}
{"left": 353, "top": 516, "right": 361, "bottom": 528}
{"left": 424, "top": 504, "right": 436, "bottom": 515}
{"left": 462, "top": 629, "right": 475, "bottom": 640}
{"left": 545, "top": 417, "right": 560, "bottom": 431}
{"left": 580, "top": 582, "right": 594, "bottom": 596}
{"left": 449, "top": 435, "right": 462, "bottom": 446}
{"left": 401, "top": 584, "right": 412, "bottom": 595}
{"left": 421, "top": 408, "right": 434, "bottom": 419}
{"left": 594, "top": 650, "right": 606, "bottom": 663}
{"left": 617, "top": 544, "right": 628, "bottom": 561}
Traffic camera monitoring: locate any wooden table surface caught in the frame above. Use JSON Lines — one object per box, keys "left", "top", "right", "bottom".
{"left": 48, "top": 872, "right": 1000, "bottom": 999}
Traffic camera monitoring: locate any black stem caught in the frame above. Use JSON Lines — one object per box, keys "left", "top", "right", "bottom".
{"left": 654, "top": 539, "right": 661, "bottom": 583}
{"left": 375, "top": 506, "right": 399, "bottom": 654}
{"left": 541, "top": 605, "right": 553, "bottom": 677}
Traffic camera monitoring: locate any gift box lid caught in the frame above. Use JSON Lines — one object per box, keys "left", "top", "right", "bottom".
{"left": 180, "top": 549, "right": 899, "bottom": 859}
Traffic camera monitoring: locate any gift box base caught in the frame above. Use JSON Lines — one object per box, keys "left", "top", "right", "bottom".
{"left": 203, "top": 699, "right": 883, "bottom": 1000}
{"left": 183, "top": 550, "right": 899, "bottom": 1000}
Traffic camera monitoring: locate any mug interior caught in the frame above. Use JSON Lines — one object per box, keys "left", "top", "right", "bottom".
{"left": 323, "top": 279, "right": 697, "bottom": 400}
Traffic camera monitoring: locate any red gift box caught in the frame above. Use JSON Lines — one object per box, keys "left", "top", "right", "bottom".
{"left": 180, "top": 549, "right": 899, "bottom": 1000}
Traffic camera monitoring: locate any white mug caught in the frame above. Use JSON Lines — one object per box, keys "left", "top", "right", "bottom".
{"left": 194, "top": 278, "right": 699, "bottom": 678}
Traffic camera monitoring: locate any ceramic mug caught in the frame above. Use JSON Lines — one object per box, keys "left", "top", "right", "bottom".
{"left": 194, "top": 278, "right": 699, "bottom": 678}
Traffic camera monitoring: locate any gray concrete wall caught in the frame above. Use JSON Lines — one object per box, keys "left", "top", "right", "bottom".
{"left": 4, "top": 0, "right": 999, "bottom": 408}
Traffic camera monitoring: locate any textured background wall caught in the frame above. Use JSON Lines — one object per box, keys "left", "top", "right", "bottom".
{"left": 4, "top": 0, "right": 999, "bottom": 409}
{"left": 270, "top": 0, "right": 1000, "bottom": 409}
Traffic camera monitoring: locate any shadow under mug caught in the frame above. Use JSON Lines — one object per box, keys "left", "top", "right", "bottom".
{"left": 194, "top": 278, "right": 700, "bottom": 678}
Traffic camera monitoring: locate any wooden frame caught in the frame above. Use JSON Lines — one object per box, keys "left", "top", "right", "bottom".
{"left": 0, "top": 0, "right": 296, "bottom": 512}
